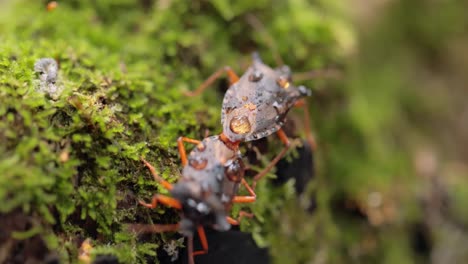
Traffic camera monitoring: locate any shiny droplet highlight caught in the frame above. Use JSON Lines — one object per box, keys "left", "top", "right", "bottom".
{"left": 229, "top": 116, "right": 251, "bottom": 134}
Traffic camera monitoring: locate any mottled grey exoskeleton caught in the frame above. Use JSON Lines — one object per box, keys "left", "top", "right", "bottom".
{"left": 221, "top": 53, "right": 311, "bottom": 143}
{"left": 171, "top": 135, "right": 245, "bottom": 236}
{"left": 185, "top": 53, "right": 314, "bottom": 189}
{"left": 34, "top": 58, "right": 62, "bottom": 100}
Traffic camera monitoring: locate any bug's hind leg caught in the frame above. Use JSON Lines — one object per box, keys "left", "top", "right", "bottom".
{"left": 139, "top": 194, "right": 182, "bottom": 210}
{"left": 127, "top": 223, "right": 180, "bottom": 233}
{"left": 192, "top": 226, "right": 209, "bottom": 257}
{"left": 252, "top": 129, "right": 291, "bottom": 189}
{"left": 184, "top": 66, "right": 239, "bottom": 96}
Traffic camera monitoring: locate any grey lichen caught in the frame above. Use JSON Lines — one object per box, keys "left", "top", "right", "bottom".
{"left": 163, "top": 238, "right": 185, "bottom": 262}
{"left": 34, "top": 57, "right": 62, "bottom": 100}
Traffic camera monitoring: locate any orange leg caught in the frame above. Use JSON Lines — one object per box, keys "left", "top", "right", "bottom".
{"left": 141, "top": 158, "right": 173, "bottom": 190}
{"left": 232, "top": 196, "right": 256, "bottom": 203}
{"left": 294, "top": 99, "right": 317, "bottom": 150}
{"left": 184, "top": 66, "right": 239, "bottom": 96}
{"left": 192, "top": 226, "right": 209, "bottom": 256}
{"left": 187, "top": 236, "right": 195, "bottom": 264}
{"left": 252, "top": 129, "right": 290, "bottom": 189}
{"left": 127, "top": 223, "right": 180, "bottom": 233}
{"left": 139, "top": 194, "right": 182, "bottom": 210}
{"left": 177, "top": 136, "right": 202, "bottom": 166}
{"left": 233, "top": 179, "right": 257, "bottom": 203}
{"left": 226, "top": 211, "right": 254, "bottom": 225}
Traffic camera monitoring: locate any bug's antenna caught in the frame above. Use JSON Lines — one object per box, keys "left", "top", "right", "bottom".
{"left": 246, "top": 14, "right": 284, "bottom": 66}
{"left": 292, "top": 68, "right": 343, "bottom": 82}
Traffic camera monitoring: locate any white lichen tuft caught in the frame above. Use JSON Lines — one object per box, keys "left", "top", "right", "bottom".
{"left": 163, "top": 238, "right": 185, "bottom": 262}
{"left": 34, "top": 58, "right": 63, "bottom": 100}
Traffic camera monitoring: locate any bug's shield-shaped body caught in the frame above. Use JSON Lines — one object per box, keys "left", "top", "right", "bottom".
{"left": 221, "top": 58, "right": 311, "bottom": 142}
{"left": 170, "top": 135, "right": 245, "bottom": 236}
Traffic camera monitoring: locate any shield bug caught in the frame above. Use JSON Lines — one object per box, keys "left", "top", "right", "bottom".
{"left": 129, "top": 135, "right": 256, "bottom": 264}
{"left": 185, "top": 53, "right": 317, "bottom": 186}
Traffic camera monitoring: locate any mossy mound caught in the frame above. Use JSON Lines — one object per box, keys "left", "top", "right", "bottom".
{"left": 0, "top": 1, "right": 343, "bottom": 263}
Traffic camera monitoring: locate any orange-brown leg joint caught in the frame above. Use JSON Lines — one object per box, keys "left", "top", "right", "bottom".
{"left": 141, "top": 158, "right": 173, "bottom": 190}
{"left": 227, "top": 211, "right": 254, "bottom": 225}
{"left": 252, "top": 129, "right": 290, "bottom": 188}
{"left": 184, "top": 66, "right": 239, "bottom": 96}
{"left": 241, "top": 178, "right": 256, "bottom": 197}
{"left": 233, "top": 179, "right": 257, "bottom": 204}
{"left": 177, "top": 137, "right": 202, "bottom": 166}
{"left": 192, "top": 226, "right": 209, "bottom": 256}
{"left": 225, "top": 66, "right": 240, "bottom": 84}
{"left": 139, "top": 194, "right": 182, "bottom": 210}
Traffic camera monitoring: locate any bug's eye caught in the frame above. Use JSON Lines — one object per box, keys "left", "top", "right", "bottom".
{"left": 298, "top": 85, "right": 312, "bottom": 96}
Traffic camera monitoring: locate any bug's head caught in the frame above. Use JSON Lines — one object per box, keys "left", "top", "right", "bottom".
{"left": 170, "top": 182, "right": 230, "bottom": 236}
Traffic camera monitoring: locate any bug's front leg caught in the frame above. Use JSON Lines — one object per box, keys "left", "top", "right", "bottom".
{"left": 184, "top": 66, "right": 239, "bottom": 96}
{"left": 177, "top": 136, "right": 203, "bottom": 166}
{"left": 127, "top": 223, "right": 180, "bottom": 233}
{"left": 141, "top": 158, "right": 174, "bottom": 190}
{"left": 294, "top": 99, "right": 317, "bottom": 150}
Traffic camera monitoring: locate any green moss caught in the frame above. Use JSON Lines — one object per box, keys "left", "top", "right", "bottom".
{"left": 0, "top": 0, "right": 341, "bottom": 262}
{"left": 2, "top": 0, "right": 467, "bottom": 263}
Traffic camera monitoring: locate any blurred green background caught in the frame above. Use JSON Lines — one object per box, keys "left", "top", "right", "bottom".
{"left": 1, "top": 0, "right": 467, "bottom": 263}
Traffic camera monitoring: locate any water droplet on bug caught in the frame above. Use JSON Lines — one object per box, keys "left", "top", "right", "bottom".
{"left": 229, "top": 116, "right": 251, "bottom": 134}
